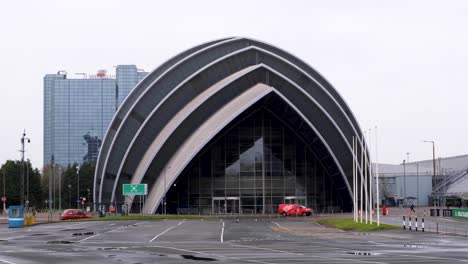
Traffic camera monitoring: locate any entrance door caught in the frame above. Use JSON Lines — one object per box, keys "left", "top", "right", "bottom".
{"left": 212, "top": 197, "right": 240, "bottom": 214}
{"left": 226, "top": 197, "right": 240, "bottom": 214}
{"left": 212, "top": 197, "right": 226, "bottom": 214}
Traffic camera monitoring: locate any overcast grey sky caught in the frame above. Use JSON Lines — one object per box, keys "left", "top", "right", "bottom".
{"left": 0, "top": 0, "right": 467, "bottom": 169}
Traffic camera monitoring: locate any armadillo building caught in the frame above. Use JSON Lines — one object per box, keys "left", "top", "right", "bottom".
{"left": 94, "top": 37, "right": 369, "bottom": 214}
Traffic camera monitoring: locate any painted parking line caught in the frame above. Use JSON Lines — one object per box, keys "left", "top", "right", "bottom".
{"left": 148, "top": 219, "right": 185, "bottom": 243}
{"left": 0, "top": 258, "right": 16, "bottom": 264}
{"left": 150, "top": 245, "right": 275, "bottom": 264}
{"left": 105, "top": 225, "right": 128, "bottom": 233}
{"left": 230, "top": 244, "right": 304, "bottom": 256}
{"left": 77, "top": 233, "right": 100, "bottom": 243}
{"left": 221, "top": 221, "right": 225, "bottom": 243}
{"left": 385, "top": 253, "right": 468, "bottom": 263}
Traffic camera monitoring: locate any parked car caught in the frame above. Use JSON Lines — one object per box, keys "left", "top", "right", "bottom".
{"left": 278, "top": 204, "right": 313, "bottom": 216}
{"left": 60, "top": 209, "right": 93, "bottom": 220}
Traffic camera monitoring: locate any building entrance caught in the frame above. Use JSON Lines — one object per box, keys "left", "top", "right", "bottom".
{"left": 212, "top": 197, "right": 240, "bottom": 214}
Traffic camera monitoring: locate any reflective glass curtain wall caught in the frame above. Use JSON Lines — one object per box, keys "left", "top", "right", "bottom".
{"left": 165, "top": 103, "right": 344, "bottom": 215}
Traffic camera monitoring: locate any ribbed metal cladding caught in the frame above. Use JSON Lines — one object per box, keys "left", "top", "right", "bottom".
{"left": 94, "top": 37, "right": 370, "bottom": 213}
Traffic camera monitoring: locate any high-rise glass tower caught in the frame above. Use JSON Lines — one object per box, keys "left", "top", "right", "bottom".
{"left": 43, "top": 65, "right": 147, "bottom": 167}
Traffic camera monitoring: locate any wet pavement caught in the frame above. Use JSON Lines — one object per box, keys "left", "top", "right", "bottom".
{"left": 0, "top": 217, "right": 468, "bottom": 263}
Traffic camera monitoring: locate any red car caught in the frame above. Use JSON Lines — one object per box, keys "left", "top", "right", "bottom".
{"left": 60, "top": 209, "right": 93, "bottom": 220}
{"left": 279, "top": 204, "right": 313, "bottom": 216}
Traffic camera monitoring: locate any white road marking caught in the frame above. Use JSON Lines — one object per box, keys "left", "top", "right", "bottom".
{"left": 1, "top": 235, "right": 26, "bottom": 240}
{"left": 230, "top": 244, "right": 304, "bottom": 256}
{"left": 150, "top": 245, "right": 274, "bottom": 264}
{"left": 148, "top": 220, "right": 185, "bottom": 243}
{"left": 221, "top": 221, "right": 225, "bottom": 243}
{"left": 0, "top": 258, "right": 16, "bottom": 264}
{"left": 77, "top": 233, "right": 100, "bottom": 243}
{"left": 272, "top": 221, "right": 281, "bottom": 227}
{"left": 229, "top": 244, "right": 385, "bottom": 264}
{"left": 386, "top": 253, "right": 468, "bottom": 263}
{"left": 105, "top": 225, "right": 128, "bottom": 233}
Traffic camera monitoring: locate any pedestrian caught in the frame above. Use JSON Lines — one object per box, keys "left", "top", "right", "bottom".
{"left": 410, "top": 204, "right": 415, "bottom": 213}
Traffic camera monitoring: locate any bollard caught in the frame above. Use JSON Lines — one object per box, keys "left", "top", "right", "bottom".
{"left": 403, "top": 216, "right": 406, "bottom": 230}
{"left": 415, "top": 217, "right": 418, "bottom": 232}
{"left": 409, "top": 216, "right": 412, "bottom": 231}
{"left": 436, "top": 222, "right": 439, "bottom": 234}
{"left": 422, "top": 218, "right": 425, "bottom": 232}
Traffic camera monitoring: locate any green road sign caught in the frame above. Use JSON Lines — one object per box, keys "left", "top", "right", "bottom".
{"left": 123, "top": 184, "right": 147, "bottom": 195}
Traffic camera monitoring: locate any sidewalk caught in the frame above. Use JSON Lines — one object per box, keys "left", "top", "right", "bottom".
{"left": 0, "top": 212, "right": 62, "bottom": 225}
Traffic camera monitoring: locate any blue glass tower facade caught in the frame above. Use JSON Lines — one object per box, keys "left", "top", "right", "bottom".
{"left": 43, "top": 65, "right": 147, "bottom": 167}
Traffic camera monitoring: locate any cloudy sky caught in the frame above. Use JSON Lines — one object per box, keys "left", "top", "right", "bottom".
{"left": 0, "top": 0, "right": 467, "bottom": 169}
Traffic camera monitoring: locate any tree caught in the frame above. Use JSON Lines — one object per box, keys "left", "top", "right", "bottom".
{"left": 0, "top": 160, "right": 42, "bottom": 208}
{"left": 60, "top": 162, "right": 95, "bottom": 209}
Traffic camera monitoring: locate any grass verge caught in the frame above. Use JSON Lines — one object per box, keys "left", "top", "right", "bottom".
{"left": 72, "top": 214, "right": 208, "bottom": 222}
{"left": 316, "top": 218, "right": 398, "bottom": 231}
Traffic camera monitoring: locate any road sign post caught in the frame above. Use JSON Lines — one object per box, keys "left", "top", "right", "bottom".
{"left": 123, "top": 184, "right": 148, "bottom": 196}
{"left": 123, "top": 184, "right": 148, "bottom": 214}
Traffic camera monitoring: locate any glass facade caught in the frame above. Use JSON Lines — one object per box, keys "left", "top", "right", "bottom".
{"left": 43, "top": 65, "right": 147, "bottom": 167}
{"left": 164, "top": 98, "right": 346, "bottom": 215}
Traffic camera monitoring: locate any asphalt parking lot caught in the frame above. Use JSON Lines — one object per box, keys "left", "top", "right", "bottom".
{"left": 1, "top": 217, "right": 468, "bottom": 264}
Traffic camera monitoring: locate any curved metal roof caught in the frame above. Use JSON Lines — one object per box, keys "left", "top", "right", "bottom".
{"left": 94, "top": 37, "right": 369, "bottom": 213}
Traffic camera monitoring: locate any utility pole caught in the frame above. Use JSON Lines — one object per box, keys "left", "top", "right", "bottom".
{"left": 58, "top": 167, "right": 62, "bottom": 212}
{"left": 2, "top": 169, "right": 6, "bottom": 215}
{"left": 49, "top": 157, "right": 54, "bottom": 212}
{"left": 20, "top": 130, "right": 31, "bottom": 207}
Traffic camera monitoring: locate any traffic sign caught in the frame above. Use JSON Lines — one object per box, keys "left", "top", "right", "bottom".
{"left": 1, "top": 196, "right": 5, "bottom": 202}
{"left": 123, "top": 184, "right": 147, "bottom": 195}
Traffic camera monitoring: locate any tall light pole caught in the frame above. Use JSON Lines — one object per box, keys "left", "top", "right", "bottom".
{"left": 423, "top": 140, "right": 436, "bottom": 212}
{"left": 403, "top": 159, "right": 406, "bottom": 207}
{"left": 20, "top": 130, "right": 31, "bottom": 207}
{"left": 375, "top": 126, "right": 380, "bottom": 226}
{"left": 2, "top": 169, "right": 6, "bottom": 214}
{"left": 48, "top": 159, "right": 54, "bottom": 212}
{"left": 68, "top": 184, "right": 72, "bottom": 208}
{"left": 58, "top": 167, "right": 62, "bottom": 212}
{"left": 76, "top": 165, "right": 80, "bottom": 209}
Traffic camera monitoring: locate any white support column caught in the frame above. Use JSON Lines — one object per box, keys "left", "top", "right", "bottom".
{"left": 369, "top": 128, "right": 373, "bottom": 224}
{"left": 360, "top": 134, "right": 364, "bottom": 223}
{"left": 352, "top": 136, "right": 356, "bottom": 222}
{"left": 375, "top": 126, "right": 380, "bottom": 226}
{"left": 364, "top": 131, "right": 368, "bottom": 224}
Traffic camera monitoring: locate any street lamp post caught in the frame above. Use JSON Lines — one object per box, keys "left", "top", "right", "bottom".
{"left": 423, "top": 140, "right": 437, "bottom": 214}
{"left": 76, "top": 165, "right": 80, "bottom": 209}
{"left": 68, "top": 184, "right": 72, "bottom": 208}
{"left": 48, "top": 161, "right": 54, "bottom": 212}
{"left": 20, "top": 130, "right": 31, "bottom": 207}
{"left": 403, "top": 159, "right": 406, "bottom": 207}
{"left": 58, "top": 167, "right": 62, "bottom": 212}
